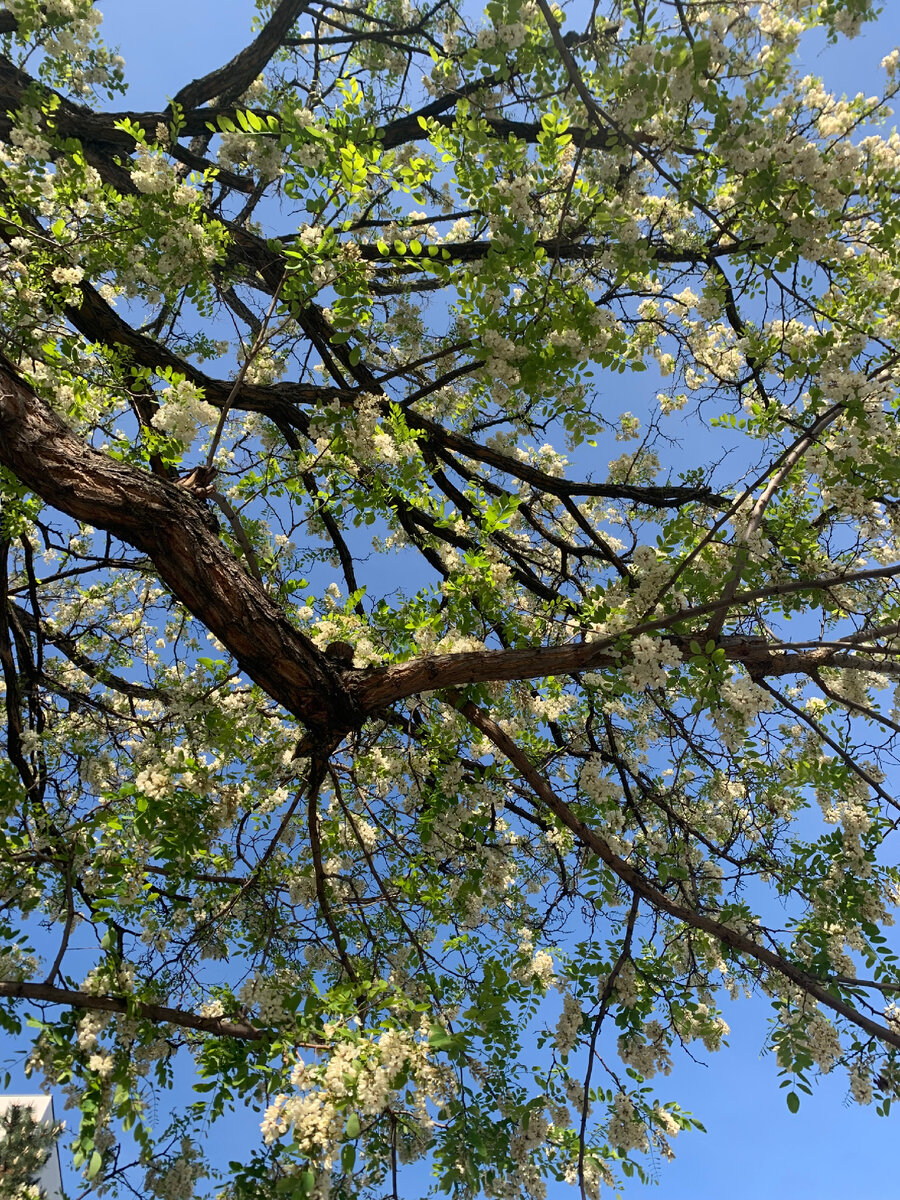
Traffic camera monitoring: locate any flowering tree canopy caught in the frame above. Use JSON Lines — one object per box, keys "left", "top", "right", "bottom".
{"left": 0, "top": 0, "right": 899, "bottom": 1195}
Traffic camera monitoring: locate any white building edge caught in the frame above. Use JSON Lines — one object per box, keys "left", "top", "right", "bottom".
{"left": 0, "top": 1094, "right": 64, "bottom": 1199}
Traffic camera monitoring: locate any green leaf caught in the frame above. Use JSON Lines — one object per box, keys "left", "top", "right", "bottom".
{"left": 345, "top": 1112, "right": 361, "bottom": 1138}
{"left": 786, "top": 1091, "right": 800, "bottom": 1114}
{"left": 692, "top": 39, "right": 712, "bottom": 76}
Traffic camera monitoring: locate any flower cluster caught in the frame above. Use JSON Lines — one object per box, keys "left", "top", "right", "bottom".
{"left": 144, "top": 1139, "right": 205, "bottom": 1200}
{"left": 617, "top": 1021, "right": 673, "bottom": 1078}
{"left": 607, "top": 1092, "right": 649, "bottom": 1154}
{"left": 131, "top": 146, "right": 180, "bottom": 197}
{"left": 553, "top": 992, "right": 583, "bottom": 1054}
{"left": 481, "top": 327, "right": 528, "bottom": 386}
{"left": 261, "top": 1026, "right": 451, "bottom": 1175}
{"left": 219, "top": 129, "right": 285, "bottom": 181}
{"left": 624, "top": 635, "right": 683, "bottom": 692}
{"left": 151, "top": 379, "right": 220, "bottom": 446}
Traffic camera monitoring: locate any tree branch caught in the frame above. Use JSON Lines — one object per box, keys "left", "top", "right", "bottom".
{"left": 171, "top": 0, "right": 313, "bottom": 111}
{"left": 0, "top": 979, "right": 270, "bottom": 1040}
{"left": 458, "top": 698, "right": 900, "bottom": 1052}
{"left": 0, "top": 356, "right": 357, "bottom": 734}
{"left": 349, "top": 605, "right": 900, "bottom": 711}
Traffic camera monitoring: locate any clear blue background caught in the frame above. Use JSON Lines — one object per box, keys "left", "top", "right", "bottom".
{"left": 9, "top": 2, "right": 900, "bottom": 1195}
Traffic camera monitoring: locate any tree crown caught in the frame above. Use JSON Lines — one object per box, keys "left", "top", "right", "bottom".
{"left": 0, "top": 0, "right": 899, "bottom": 1197}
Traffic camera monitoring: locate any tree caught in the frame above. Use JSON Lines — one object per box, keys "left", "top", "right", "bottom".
{"left": 0, "top": 0, "right": 898, "bottom": 1193}
{"left": 0, "top": 1103, "right": 63, "bottom": 1200}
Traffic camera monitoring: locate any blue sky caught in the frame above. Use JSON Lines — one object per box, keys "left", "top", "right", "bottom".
{"left": 9, "top": 1, "right": 900, "bottom": 1196}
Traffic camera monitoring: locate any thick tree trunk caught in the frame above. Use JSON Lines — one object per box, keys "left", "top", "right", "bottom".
{"left": 0, "top": 357, "right": 357, "bottom": 733}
